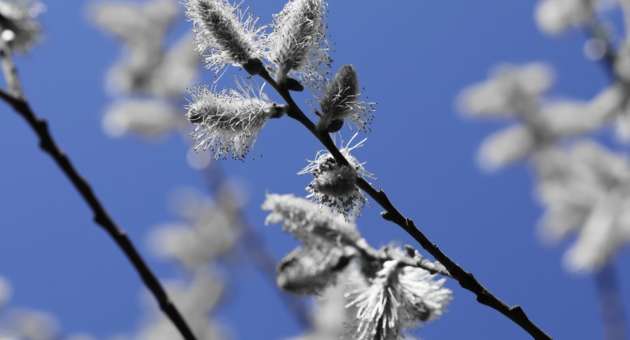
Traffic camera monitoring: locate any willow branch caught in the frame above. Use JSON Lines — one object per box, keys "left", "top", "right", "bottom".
{"left": 583, "top": 15, "right": 630, "bottom": 340}
{"left": 250, "top": 62, "right": 551, "bottom": 340}
{"left": 0, "top": 69, "right": 197, "bottom": 340}
{"left": 595, "top": 263, "right": 629, "bottom": 340}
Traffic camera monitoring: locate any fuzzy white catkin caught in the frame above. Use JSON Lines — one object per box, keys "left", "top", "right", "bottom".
{"left": 185, "top": 0, "right": 263, "bottom": 71}
{"left": 535, "top": 0, "right": 596, "bottom": 35}
{"left": 187, "top": 85, "right": 275, "bottom": 159}
{"left": 299, "top": 137, "right": 371, "bottom": 218}
{"left": 262, "top": 193, "right": 362, "bottom": 245}
{"left": 0, "top": 0, "right": 43, "bottom": 52}
{"left": 268, "top": 0, "right": 329, "bottom": 89}
{"left": 102, "top": 99, "right": 184, "bottom": 139}
{"left": 535, "top": 141, "right": 630, "bottom": 272}
{"left": 318, "top": 65, "right": 376, "bottom": 132}
{"left": 1, "top": 308, "right": 59, "bottom": 340}
{"left": 91, "top": 0, "right": 185, "bottom": 96}
{"left": 345, "top": 261, "right": 452, "bottom": 340}
{"left": 458, "top": 63, "right": 553, "bottom": 118}
{"left": 150, "top": 190, "right": 241, "bottom": 269}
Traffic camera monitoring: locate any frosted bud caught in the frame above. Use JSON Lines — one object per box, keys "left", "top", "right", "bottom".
{"left": 185, "top": 0, "right": 264, "bottom": 73}
{"left": 187, "top": 84, "right": 280, "bottom": 159}
{"left": 268, "top": 0, "right": 329, "bottom": 90}
{"left": 0, "top": 0, "right": 43, "bottom": 52}
{"left": 299, "top": 137, "right": 371, "bottom": 218}
{"left": 318, "top": 65, "right": 376, "bottom": 132}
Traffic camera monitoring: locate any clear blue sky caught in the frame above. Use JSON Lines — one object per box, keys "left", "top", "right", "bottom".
{"left": 0, "top": 0, "right": 627, "bottom": 339}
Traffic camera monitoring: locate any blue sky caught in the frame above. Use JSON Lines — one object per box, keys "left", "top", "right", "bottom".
{"left": 0, "top": 0, "right": 627, "bottom": 339}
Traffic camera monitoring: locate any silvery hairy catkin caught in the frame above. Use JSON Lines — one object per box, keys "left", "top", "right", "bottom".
{"left": 318, "top": 65, "right": 375, "bottom": 132}
{"left": 186, "top": 0, "right": 264, "bottom": 73}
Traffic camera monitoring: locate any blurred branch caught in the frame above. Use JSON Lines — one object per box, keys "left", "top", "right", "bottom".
{"left": 242, "top": 61, "right": 552, "bottom": 340}
{"left": 201, "top": 163, "right": 312, "bottom": 329}
{"left": 583, "top": 14, "right": 630, "bottom": 340}
{"left": 595, "top": 262, "right": 629, "bottom": 340}
{"left": 0, "top": 57, "right": 197, "bottom": 340}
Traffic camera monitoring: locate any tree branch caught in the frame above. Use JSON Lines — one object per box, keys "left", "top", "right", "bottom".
{"left": 253, "top": 64, "right": 551, "bottom": 340}
{"left": 0, "top": 81, "right": 197, "bottom": 339}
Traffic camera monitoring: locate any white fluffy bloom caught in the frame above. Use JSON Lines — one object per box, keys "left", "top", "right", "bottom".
{"left": 102, "top": 99, "right": 184, "bottom": 139}
{"left": 263, "top": 193, "right": 362, "bottom": 246}
{"left": 268, "top": 0, "right": 329, "bottom": 89}
{"left": 91, "top": 0, "right": 181, "bottom": 95}
{"left": 535, "top": 141, "right": 630, "bottom": 272}
{"left": 318, "top": 65, "right": 376, "bottom": 132}
{"left": 0, "top": 0, "right": 42, "bottom": 52}
{"left": 299, "top": 137, "right": 371, "bottom": 218}
{"left": 458, "top": 63, "right": 553, "bottom": 119}
{"left": 462, "top": 63, "right": 613, "bottom": 170}
{"left": 187, "top": 84, "right": 277, "bottom": 159}
{"left": 0, "top": 309, "right": 59, "bottom": 340}
{"left": 535, "top": 0, "right": 596, "bottom": 35}
{"left": 345, "top": 260, "right": 452, "bottom": 340}
{"left": 185, "top": 0, "right": 264, "bottom": 73}
{"left": 150, "top": 190, "right": 241, "bottom": 270}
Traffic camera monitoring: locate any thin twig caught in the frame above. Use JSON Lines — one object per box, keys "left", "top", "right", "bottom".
{"left": 582, "top": 14, "right": 630, "bottom": 340}
{"left": 0, "top": 85, "right": 197, "bottom": 339}
{"left": 249, "top": 62, "right": 551, "bottom": 340}
{"left": 201, "top": 163, "right": 312, "bottom": 329}
{"left": 595, "top": 262, "right": 629, "bottom": 340}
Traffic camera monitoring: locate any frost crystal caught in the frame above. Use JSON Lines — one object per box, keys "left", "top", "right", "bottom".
{"left": 185, "top": 0, "right": 264, "bottom": 72}
{"left": 0, "top": 0, "right": 42, "bottom": 52}
{"left": 535, "top": 141, "right": 630, "bottom": 271}
{"left": 299, "top": 137, "right": 371, "bottom": 219}
{"left": 102, "top": 99, "right": 183, "bottom": 139}
{"left": 187, "top": 84, "right": 276, "bottom": 159}
{"left": 318, "top": 65, "right": 376, "bottom": 132}
{"left": 345, "top": 260, "right": 452, "bottom": 340}
{"left": 268, "top": 0, "right": 329, "bottom": 90}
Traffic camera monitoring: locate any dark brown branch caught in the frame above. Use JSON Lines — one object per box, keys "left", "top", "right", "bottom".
{"left": 0, "top": 89, "right": 197, "bottom": 340}
{"left": 251, "top": 64, "right": 551, "bottom": 340}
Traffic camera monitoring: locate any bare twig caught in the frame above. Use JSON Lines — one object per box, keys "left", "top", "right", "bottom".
{"left": 595, "top": 262, "right": 629, "bottom": 340}
{"left": 246, "top": 61, "right": 551, "bottom": 340}
{"left": 0, "top": 71, "right": 197, "bottom": 340}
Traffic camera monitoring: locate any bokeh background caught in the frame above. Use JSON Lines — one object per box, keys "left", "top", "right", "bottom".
{"left": 0, "top": 0, "right": 627, "bottom": 339}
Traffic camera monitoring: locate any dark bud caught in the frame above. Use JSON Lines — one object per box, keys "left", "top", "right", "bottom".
{"left": 243, "top": 58, "right": 265, "bottom": 76}
{"left": 282, "top": 77, "right": 305, "bottom": 92}
{"left": 188, "top": 112, "right": 204, "bottom": 124}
